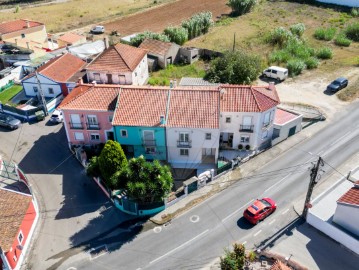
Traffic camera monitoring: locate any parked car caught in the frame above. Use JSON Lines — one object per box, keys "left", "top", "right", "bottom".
{"left": 90, "top": 25, "right": 105, "bottom": 34}
{"left": 0, "top": 112, "right": 21, "bottom": 130}
{"left": 243, "top": 198, "right": 276, "bottom": 225}
{"left": 327, "top": 77, "right": 348, "bottom": 93}
{"left": 50, "top": 109, "right": 63, "bottom": 124}
{"left": 262, "top": 66, "right": 288, "bottom": 81}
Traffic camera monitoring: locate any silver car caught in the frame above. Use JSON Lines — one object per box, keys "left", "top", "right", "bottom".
{"left": 0, "top": 112, "right": 21, "bottom": 130}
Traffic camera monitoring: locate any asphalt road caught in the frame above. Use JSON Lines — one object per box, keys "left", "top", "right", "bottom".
{"left": 66, "top": 101, "right": 359, "bottom": 270}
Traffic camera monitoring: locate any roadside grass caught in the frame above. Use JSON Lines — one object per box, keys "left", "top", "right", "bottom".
{"left": 337, "top": 77, "right": 359, "bottom": 101}
{"left": 0, "top": 0, "right": 174, "bottom": 33}
{"left": 0, "top": 85, "right": 22, "bottom": 105}
{"left": 149, "top": 61, "right": 207, "bottom": 86}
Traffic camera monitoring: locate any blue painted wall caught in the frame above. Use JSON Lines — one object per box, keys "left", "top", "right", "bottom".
{"left": 114, "top": 126, "right": 166, "bottom": 160}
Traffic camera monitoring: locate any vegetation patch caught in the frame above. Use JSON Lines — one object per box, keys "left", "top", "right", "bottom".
{"left": 0, "top": 84, "right": 22, "bottom": 105}
{"left": 337, "top": 77, "right": 359, "bottom": 101}
{"left": 314, "top": 27, "right": 336, "bottom": 41}
{"left": 345, "top": 22, "right": 359, "bottom": 42}
{"left": 334, "top": 33, "right": 352, "bottom": 47}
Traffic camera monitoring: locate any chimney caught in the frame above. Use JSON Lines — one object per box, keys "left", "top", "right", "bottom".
{"left": 26, "top": 20, "right": 30, "bottom": 28}
{"left": 92, "top": 80, "right": 97, "bottom": 86}
{"left": 103, "top": 37, "right": 109, "bottom": 50}
{"left": 173, "top": 79, "right": 177, "bottom": 88}
{"left": 267, "top": 82, "right": 275, "bottom": 91}
{"left": 160, "top": 115, "right": 165, "bottom": 125}
{"left": 170, "top": 80, "right": 173, "bottom": 89}
{"left": 14, "top": 39, "right": 17, "bottom": 45}
{"left": 26, "top": 42, "right": 30, "bottom": 49}
{"left": 219, "top": 87, "right": 226, "bottom": 100}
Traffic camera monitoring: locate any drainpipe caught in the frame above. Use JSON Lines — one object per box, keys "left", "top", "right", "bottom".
{"left": 164, "top": 88, "right": 171, "bottom": 162}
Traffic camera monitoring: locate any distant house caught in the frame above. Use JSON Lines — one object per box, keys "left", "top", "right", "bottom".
{"left": 22, "top": 53, "right": 86, "bottom": 98}
{"left": 86, "top": 43, "right": 148, "bottom": 85}
{"left": 139, "top": 38, "right": 180, "bottom": 69}
{"left": 59, "top": 84, "right": 118, "bottom": 147}
{"left": 57, "top": 32, "right": 86, "bottom": 48}
{"left": 0, "top": 188, "right": 39, "bottom": 270}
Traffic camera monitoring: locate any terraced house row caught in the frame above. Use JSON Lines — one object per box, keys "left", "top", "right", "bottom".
{"left": 59, "top": 82, "right": 301, "bottom": 175}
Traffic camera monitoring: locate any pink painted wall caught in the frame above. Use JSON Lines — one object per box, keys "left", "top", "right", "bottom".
{"left": 63, "top": 109, "right": 115, "bottom": 146}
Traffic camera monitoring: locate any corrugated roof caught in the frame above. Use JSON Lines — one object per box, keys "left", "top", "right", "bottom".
{"left": 86, "top": 43, "right": 147, "bottom": 73}
{"left": 274, "top": 108, "right": 300, "bottom": 125}
{"left": 0, "top": 19, "right": 43, "bottom": 35}
{"left": 0, "top": 188, "right": 32, "bottom": 251}
{"left": 220, "top": 85, "right": 280, "bottom": 112}
{"left": 179, "top": 77, "right": 219, "bottom": 87}
{"left": 139, "top": 38, "right": 173, "bottom": 56}
{"left": 59, "top": 84, "right": 119, "bottom": 111}
{"left": 337, "top": 186, "right": 359, "bottom": 206}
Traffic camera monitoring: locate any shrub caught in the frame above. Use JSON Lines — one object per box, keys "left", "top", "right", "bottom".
{"left": 286, "top": 38, "right": 315, "bottom": 59}
{"left": 287, "top": 59, "right": 305, "bottom": 76}
{"left": 181, "top": 11, "right": 214, "bottom": 39}
{"left": 290, "top": 23, "right": 306, "bottom": 37}
{"left": 345, "top": 22, "right": 359, "bottom": 42}
{"left": 163, "top": 26, "right": 188, "bottom": 45}
{"left": 86, "top": 156, "right": 100, "bottom": 177}
{"left": 227, "top": 0, "right": 257, "bottom": 16}
{"left": 316, "top": 47, "right": 333, "bottom": 59}
{"left": 334, "top": 34, "right": 352, "bottom": 47}
{"left": 148, "top": 77, "right": 170, "bottom": 86}
{"left": 247, "top": 250, "right": 256, "bottom": 262}
{"left": 305, "top": 57, "right": 319, "bottom": 69}
{"left": 314, "top": 27, "right": 336, "bottom": 41}
{"left": 130, "top": 31, "right": 170, "bottom": 47}
{"left": 268, "top": 50, "right": 291, "bottom": 64}
{"left": 267, "top": 27, "right": 293, "bottom": 47}
{"left": 351, "top": 8, "right": 359, "bottom": 17}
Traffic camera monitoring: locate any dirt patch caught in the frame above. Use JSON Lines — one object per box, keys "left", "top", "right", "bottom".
{"left": 104, "top": 0, "right": 231, "bottom": 36}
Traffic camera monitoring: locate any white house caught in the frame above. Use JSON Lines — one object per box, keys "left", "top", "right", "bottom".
{"left": 86, "top": 43, "right": 148, "bottom": 86}
{"left": 219, "top": 84, "right": 280, "bottom": 152}
{"left": 166, "top": 88, "right": 220, "bottom": 175}
{"left": 22, "top": 53, "right": 86, "bottom": 98}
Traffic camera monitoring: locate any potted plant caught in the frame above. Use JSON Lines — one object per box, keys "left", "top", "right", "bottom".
{"left": 245, "top": 145, "right": 250, "bottom": 150}
{"left": 238, "top": 144, "right": 243, "bottom": 150}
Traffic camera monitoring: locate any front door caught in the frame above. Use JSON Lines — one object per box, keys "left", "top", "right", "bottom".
{"left": 106, "top": 131, "right": 114, "bottom": 141}
{"left": 107, "top": 74, "right": 113, "bottom": 84}
{"left": 288, "top": 126, "right": 296, "bottom": 137}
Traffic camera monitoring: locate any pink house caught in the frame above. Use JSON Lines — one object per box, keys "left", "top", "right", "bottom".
{"left": 58, "top": 84, "right": 120, "bottom": 147}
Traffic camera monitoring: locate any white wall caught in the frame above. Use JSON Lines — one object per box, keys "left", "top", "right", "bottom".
{"left": 87, "top": 70, "right": 133, "bottom": 85}
{"left": 317, "top": 0, "right": 359, "bottom": 7}
{"left": 272, "top": 114, "right": 303, "bottom": 146}
{"left": 22, "top": 74, "right": 61, "bottom": 97}
{"left": 333, "top": 204, "right": 359, "bottom": 237}
{"left": 166, "top": 127, "right": 220, "bottom": 168}
{"left": 131, "top": 55, "right": 149, "bottom": 86}
{"left": 307, "top": 212, "right": 359, "bottom": 255}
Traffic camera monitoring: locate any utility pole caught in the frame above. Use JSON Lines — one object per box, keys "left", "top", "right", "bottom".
{"left": 233, "top": 33, "right": 236, "bottom": 52}
{"left": 302, "top": 156, "right": 324, "bottom": 219}
{"left": 35, "top": 72, "right": 48, "bottom": 116}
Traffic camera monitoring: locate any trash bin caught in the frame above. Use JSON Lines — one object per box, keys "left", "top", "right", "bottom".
{"left": 35, "top": 110, "right": 45, "bottom": 121}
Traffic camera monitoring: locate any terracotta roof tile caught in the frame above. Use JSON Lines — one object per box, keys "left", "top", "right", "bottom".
{"left": 139, "top": 38, "right": 174, "bottom": 56}
{"left": 59, "top": 84, "right": 119, "bottom": 111}
{"left": 274, "top": 108, "right": 300, "bottom": 125}
{"left": 86, "top": 43, "right": 147, "bottom": 73}
{"left": 220, "top": 85, "right": 280, "bottom": 112}
{"left": 58, "top": 32, "right": 85, "bottom": 44}
{"left": 0, "top": 188, "right": 32, "bottom": 251}
{"left": 167, "top": 89, "right": 219, "bottom": 129}
{"left": 337, "top": 186, "right": 359, "bottom": 206}
{"left": 27, "top": 53, "right": 86, "bottom": 83}
{"left": 0, "top": 19, "right": 43, "bottom": 35}
{"left": 113, "top": 87, "right": 168, "bottom": 126}
{"left": 270, "top": 260, "right": 292, "bottom": 270}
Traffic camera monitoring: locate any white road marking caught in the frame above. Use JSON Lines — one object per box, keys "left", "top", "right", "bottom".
{"left": 190, "top": 215, "right": 200, "bottom": 223}
{"left": 221, "top": 199, "right": 254, "bottom": 222}
{"left": 282, "top": 209, "right": 290, "bottom": 215}
{"left": 149, "top": 229, "right": 209, "bottom": 264}
{"left": 328, "top": 131, "right": 351, "bottom": 147}
{"left": 264, "top": 174, "right": 290, "bottom": 193}
{"left": 153, "top": 226, "right": 162, "bottom": 233}
{"left": 254, "top": 230, "right": 262, "bottom": 237}
{"left": 269, "top": 219, "right": 276, "bottom": 225}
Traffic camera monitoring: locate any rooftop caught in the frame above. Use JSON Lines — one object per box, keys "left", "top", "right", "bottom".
{"left": 0, "top": 19, "right": 43, "bottom": 35}
{"left": 139, "top": 38, "right": 175, "bottom": 56}
{"left": 337, "top": 182, "right": 359, "bottom": 206}
{"left": 0, "top": 188, "right": 32, "bottom": 251}
{"left": 57, "top": 32, "right": 85, "bottom": 44}
{"left": 274, "top": 108, "right": 301, "bottom": 125}
{"left": 179, "top": 77, "right": 219, "bottom": 87}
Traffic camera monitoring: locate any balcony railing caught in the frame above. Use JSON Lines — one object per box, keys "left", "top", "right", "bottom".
{"left": 86, "top": 122, "right": 100, "bottom": 130}
{"left": 239, "top": 124, "right": 254, "bottom": 133}
{"left": 69, "top": 122, "right": 84, "bottom": 129}
{"left": 177, "top": 140, "right": 192, "bottom": 148}
{"left": 142, "top": 139, "right": 156, "bottom": 146}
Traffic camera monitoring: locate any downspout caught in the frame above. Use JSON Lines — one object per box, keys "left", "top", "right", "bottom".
{"left": 113, "top": 87, "right": 122, "bottom": 142}
{"left": 164, "top": 88, "right": 171, "bottom": 162}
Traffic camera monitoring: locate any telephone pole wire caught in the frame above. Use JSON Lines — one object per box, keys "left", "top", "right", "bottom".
{"left": 302, "top": 156, "right": 324, "bottom": 219}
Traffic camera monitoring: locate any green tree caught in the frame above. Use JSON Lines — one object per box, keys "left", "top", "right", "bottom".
{"left": 86, "top": 156, "right": 100, "bottom": 177}
{"left": 113, "top": 156, "right": 173, "bottom": 204}
{"left": 98, "top": 140, "right": 128, "bottom": 188}
{"left": 227, "top": 0, "right": 257, "bottom": 16}
{"left": 205, "top": 51, "right": 262, "bottom": 84}
{"left": 130, "top": 31, "right": 170, "bottom": 47}
{"left": 181, "top": 11, "right": 214, "bottom": 39}
{"left": 220, "top": 243, "right": 246, "bottom": 270}
{"left": 164, "top": 26, "right": 188, "bottom": 45}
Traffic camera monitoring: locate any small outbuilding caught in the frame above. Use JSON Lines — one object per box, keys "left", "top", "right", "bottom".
{"left": 272, "top": 107, "right": 302, "bottom": 146}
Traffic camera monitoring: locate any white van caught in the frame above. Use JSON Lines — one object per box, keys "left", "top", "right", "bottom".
{"left": 262, "top": 66, "right": 288, "bottom": 81}
{"left": 91, "top": 25, "right": 105, "bottom": 34}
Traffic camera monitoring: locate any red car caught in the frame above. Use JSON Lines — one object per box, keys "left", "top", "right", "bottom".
{"left": 243, "top": 198, "right": 277, "bottom": 225}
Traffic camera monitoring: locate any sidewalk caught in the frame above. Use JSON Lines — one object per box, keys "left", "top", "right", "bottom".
{"left": 150, "top": 120, "right": 327, "bottom": 225}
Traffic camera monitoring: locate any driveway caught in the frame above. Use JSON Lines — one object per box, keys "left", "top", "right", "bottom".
{"left": 0, "top": 118, "right": 131, "bottom": 270}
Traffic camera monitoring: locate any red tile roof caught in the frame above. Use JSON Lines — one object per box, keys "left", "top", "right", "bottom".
{"left": 59, "top": 84, "right": 119, "bottom": 111}
{"left": 270, "top": 260, "right": 292, "bottom": 270}
{"left": 274, "top": 108, "right": 300, "bottom": 125}
{"left": 337, "top": 186, "right": 359, "bottom": 206}
{"left": 167, "top": 89, "right": 219, "bottom": 129}
{"left": 58, "top": 32, "right": 85, "bottom": 44}
{"left": 0, "top": 19, "right": 43, "bottom": 35}
{"left": 24, "top": 53, "right": 86, "bottom": 83}
{"left": 0, "top": 188, "right": 32, "bottom": 251}
{"left": 139, "top": 38, "right": 174, "bottom": 56}
{"left": 113, "top": 87, "right": 168, "bottom": 126}
{"left": 220, "top": 85, "right": 280, "bottom": 112}
{"left": 86, "top": 43, "right": 147, "bottom": 73}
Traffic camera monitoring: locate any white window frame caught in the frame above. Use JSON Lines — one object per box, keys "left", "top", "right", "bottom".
{"left": 90, "top": 133, "right": 100, "bottom": 141}
{"left": 262, "top": 130, "right": 268, "bottom": 139}
{"left": 205, "top": 133, "right": 211, "bottom": 140}
{"left": 225, "top": 117, "right": 231, "bottom": 123}
{"left": 180, "top": 149, "right": 189, "bottom": 156}
{"left": 120, "top": 129, "right": 128, "bottom": 137}
{"left": 179, "top": 132, "right": 189, "bottom": 142}
{"left": 263, "top": 112, "right": 270, "bottom": 126}
{"left": 18, "top": 231, "right": 24, "bottom": 244}
{"left": 74, "top": 132, "right": 84, "bottom": 141}
{"left": 87, "top": 115, "right": 98, "bottom": 125}
{"left": 240, "top": 135, "right": 250, "bottom": 143}
{"left": 48, "top": 88, "right": 54, "bottom": 94}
